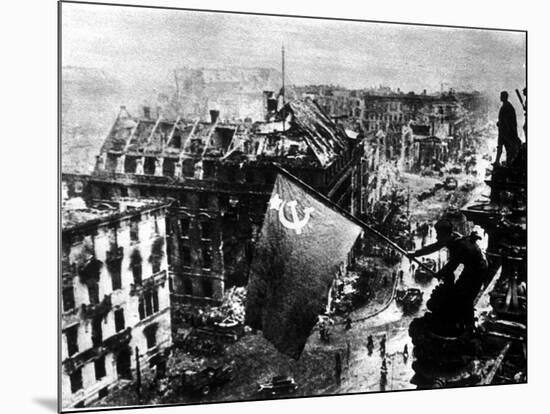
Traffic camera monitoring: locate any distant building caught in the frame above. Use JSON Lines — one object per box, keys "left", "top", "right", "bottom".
{"left": 61, "top": 197, "right": 171, "bottom": 409}
{"left": 171, "top": 67, "right": 282, "bottom": 121}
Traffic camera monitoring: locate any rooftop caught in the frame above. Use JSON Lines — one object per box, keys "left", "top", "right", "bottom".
{"left": 97, "top": 98, "right": 351, "bottom": 173}
{"left": 62, "top": 197, "right": 169, "bottom": 232}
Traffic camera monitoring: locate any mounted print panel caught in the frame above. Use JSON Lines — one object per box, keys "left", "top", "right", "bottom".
{"left": 60, "top": 1, "right": 527, "bottom": 411}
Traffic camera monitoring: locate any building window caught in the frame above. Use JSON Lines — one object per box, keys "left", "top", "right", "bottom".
{"left": 144, "top": 325, "right": 157, "bottom": 349}
{"left": 130, "top": 219, "right": 139, "bottom": 243}
{"left": 116, "top": 348, "right": 132, "bottom": 380}
{"left": 139, "top": 288, "right": 159, "bottom": 320}
{"left": 144, "top": 291, "right": 153, "bottom": 316}
{"left": 100, "top": 186, "right": 109, "bottom": 200}
{"left": 179, "top": 218, "right": 190, "bottom": 237}
{"left": 152, "top": 260, "right": 161, "bottom": 274}
{"left": 180, "top": 245, "right": 191, "bottom": 266}
{"left": 200, "top": 221, "right": 212, "bottom": 240}
{"left": 95, "top": 356, "right": 106, "bottom": 380}
{"left": 132, "top": 264, "right": 142, "bottom": 286}
{"left": 91, "top": 316, "right": 103, "bottom": 348}
{"left": 225, "top": 167, "right": 236, "bottom": 183}
{"left": 184, "top": 278, "right": 193, "bottom": 295}
{"left": 70, "top": 368, "right": 83, "bottom": 394}
{"left": 120, "top": 187, "right": 128, "bottom": 197}
{"left": 88, "top": 281, "right": 100, "bottom": 305}
{"left": 108, "top": 258, "right": 122, "bottom": 291}
{"left": 202, "top": 248, "right": 212, "bottom": 269}
{"left": 62, "top": 286, "right": 75, "bottom": 312}
{"left": 153, "top": 289, "right": 159, "bottom": 313}
{"left": 198, "top": 193, "right": 209, "bottom": 209}
{"left": 138, "top": 298, "right": 145, "bottom": 320}
{"left": 153, "top": 214, "right": 160, "bottom": 235}
{"left": 245, "top": 169, "right": 255, "bottom": 183}
{"left": 202, "top": 279, "right": 213, "bottom": 298}
{"left": 130, "top": 249, "right": 143, "bottom": 285}
{"left": 114, "top": 309, "right": 125, "bottom": 332}
{"left": 144, "top": 157, "right": 156, "bottom": 175}
{"left": 179, "top": 191, "right": 189, "bottom": 206}
{"left": 66, "top": 325, "right": 79, "bottom": 356}
{"left": 219, "top": 195, "right": 229, "bottom": 211}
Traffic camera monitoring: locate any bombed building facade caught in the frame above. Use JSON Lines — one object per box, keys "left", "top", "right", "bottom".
{"left": 360, "top": 89, "right": 489, "bottom": 173}
{"left": 61, "top": 198, "right": 172, "bottom": 409}
{"left": 86, "top": 98, "right": 365, "bottom": 332}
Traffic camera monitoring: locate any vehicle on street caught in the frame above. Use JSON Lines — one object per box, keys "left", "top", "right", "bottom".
{"left": 396, "top": 288, "right": 424, "bottom": 313}
{"left": 257, "top": 376, "right": 298, "bottom": 397}
{"left": 182, "top": 361, "right": 235, "bottom": 396}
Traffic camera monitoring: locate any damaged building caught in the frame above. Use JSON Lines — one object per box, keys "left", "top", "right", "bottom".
{"left": 362, "top": 89, "right": 487, "bottom": 172}
{"left": 86, "top": 98, "right": 364, "bottom": 331}
{"left": 61, "top": 197, "right": 172, "bottom": 409}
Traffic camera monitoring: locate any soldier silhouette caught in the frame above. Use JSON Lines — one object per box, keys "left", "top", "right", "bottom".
{"left": 495, "top": 91, "right": 522, "bottom": 166}
{"left": 408, "top": 220, "right": 488, "bottom": 334}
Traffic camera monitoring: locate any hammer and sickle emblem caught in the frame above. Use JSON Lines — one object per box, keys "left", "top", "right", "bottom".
{"left": 278, "top": 200, "right": 314, "bottom": 235}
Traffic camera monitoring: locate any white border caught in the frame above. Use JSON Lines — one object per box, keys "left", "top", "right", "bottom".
{"left": 3, "top": 1, "right": 547, "bottom": 413}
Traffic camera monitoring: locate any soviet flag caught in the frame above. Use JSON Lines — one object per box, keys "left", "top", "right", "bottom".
{"left": 245, "top": 172, "right": 362, "bottom": 359}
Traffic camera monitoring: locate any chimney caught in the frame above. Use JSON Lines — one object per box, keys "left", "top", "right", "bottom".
{"left": 143, "top": 106, "right": 151, "bottom": 119}
{"left": 210, "top": 109, "right": 220, "bottom": 124}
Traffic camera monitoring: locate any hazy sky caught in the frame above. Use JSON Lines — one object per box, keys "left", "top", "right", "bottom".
{"left": 62, "top": 2, "right": 526, "bottom": 94}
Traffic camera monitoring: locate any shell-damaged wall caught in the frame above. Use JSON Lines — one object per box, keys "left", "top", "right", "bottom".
{"left": 61, "top": 204, "right": 171, "bottom": 409}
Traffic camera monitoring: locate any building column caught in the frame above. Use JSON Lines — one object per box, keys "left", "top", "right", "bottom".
{"left": 116, "top": 155, "right": 126, "bottom": 174}
{"left": 135, "top": 157, "right": 144, "bottom": 175}
{"left": 174, "top": 160, "right": 182, "bottom": 179}
{"left": 154, "top": 157, "right": 164, "bottom": 176}
{"left": 95, "top": 153, "right": 106, "bottom": 172}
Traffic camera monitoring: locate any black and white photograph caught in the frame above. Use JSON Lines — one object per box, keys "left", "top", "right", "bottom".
{"left": 57, "top": 1, "right": 528, "bottom": 411}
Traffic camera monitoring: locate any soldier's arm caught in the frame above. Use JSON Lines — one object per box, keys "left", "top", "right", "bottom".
{"left": 410, "top": 240, "right": 445, "bottom": 257}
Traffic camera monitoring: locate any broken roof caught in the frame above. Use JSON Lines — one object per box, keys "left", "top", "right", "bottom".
{"left": 97, "top": 99, "right": 350, "bottom": 171}
{"left": 285, "top": 100, "right": 349, "bottom": 167}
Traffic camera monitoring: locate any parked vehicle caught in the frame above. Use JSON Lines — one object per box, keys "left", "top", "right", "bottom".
{"left": 182, "top": 362, "right": 235, "bottom": 396}
{"left": 396, "top": 288, "right": 423, "bottom": 313}
{"left": 257, "top": 376, "right": 298, "bottom": 397}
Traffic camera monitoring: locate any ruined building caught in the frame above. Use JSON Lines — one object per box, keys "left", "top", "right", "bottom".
{"left": 61, "top": 198, "right": 172, "bottom": 409}
{"left": 86, "top": 98, "right": 364, "bottom": 330}
{"left": 362, "top": 90, "right": 488, "bottom": 174}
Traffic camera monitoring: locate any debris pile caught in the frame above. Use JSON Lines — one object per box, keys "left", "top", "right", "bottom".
{"left": 217, "top": 287, "right": 247, "bottom": 325}
{"left": 331, "top": 271, "right": 360, "bottom": 315}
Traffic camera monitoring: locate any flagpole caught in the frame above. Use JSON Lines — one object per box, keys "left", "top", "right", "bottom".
{"left": 273, "top": 164, "right": 437, "bottom": 276}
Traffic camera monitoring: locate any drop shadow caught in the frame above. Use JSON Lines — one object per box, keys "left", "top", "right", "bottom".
{"left": 33, "top": 397, "right": 58, "bottom": 412}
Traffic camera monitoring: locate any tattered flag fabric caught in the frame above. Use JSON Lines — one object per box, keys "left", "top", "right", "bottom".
{"left": 245, "top": 172, "right": 362, "bottom": 359}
